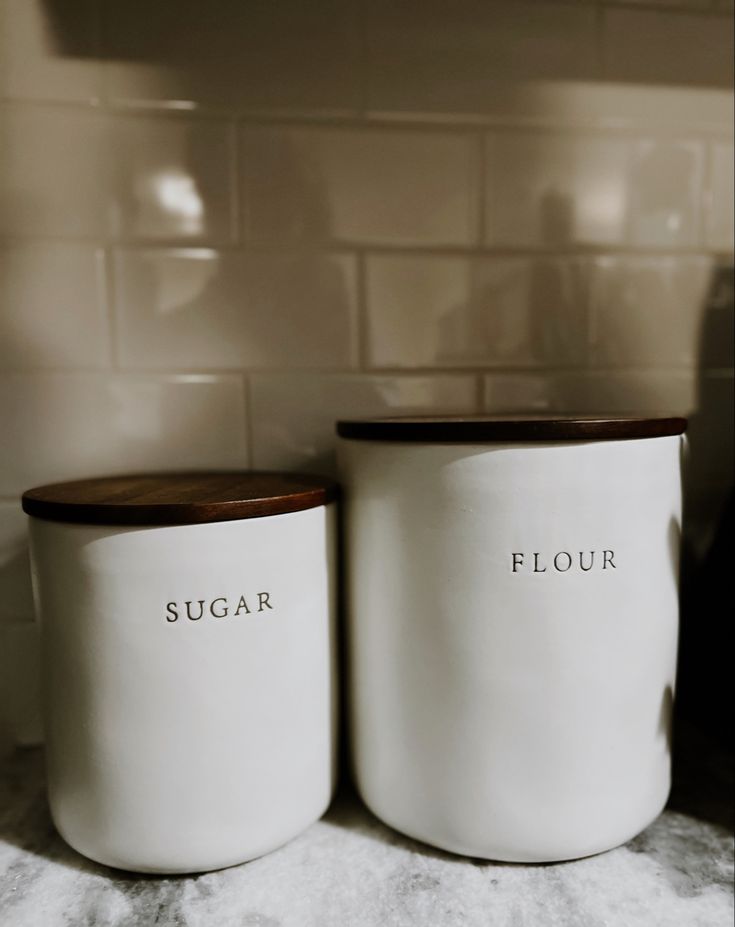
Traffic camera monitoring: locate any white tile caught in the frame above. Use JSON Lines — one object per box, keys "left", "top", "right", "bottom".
{"left": 603, "top": 7, "right": 734, "bottom": 88}
{"left": 115, "top": 249, "right": 357, "bottom": 369}
{"left": 250, "top": 373, "right": 477, "bottom": 474}
{"left": 242, "top": 127, "right": 480, "bottom": 246}
{"left": 0, "top": 0, "right": 101, "bottom": 103}
{"left": 103, "top": 0, "right": 361, "bottom": 113}
{"left": 367, "top": 0, "right": 598, "bottom": 113}
{"left": 552, "top": 371, "right": 697, "bottom": 415}
{"left": 0, "top": 243, "right": 109, "bottom": 369}
{"left": 627, "top": 140, "right": 704, "bottom": 248}
{"left": 366, "top": 255, "right": 588, "bottom": 368}
{"left": 108, "top": 114, "right": 233, "bottom": 242}
{"left": 589, "top": 257, "right": 714, "bottom": 367}
{"left": 0, "top": 503, "right": 34, "bottom": 625}
{"left": 0, "top": 106, "right": 232, "bottom": 241}
{"left": 483, "top": 374, "right": 555, "bottom": 413}
{"left": 372, "top": 82, "right": 732, "bottom": 135}
{"left": 0, "top": 623, "right": 42, "bottom": 746}
{"left": 705, "top": 142, "right": 735, "bottom": 251}
{"left": 485, "top": 132, "right": 629, "bottom": 247}
{"left": 0, "top": 373, "right": 247, "bottom": 496}
{"left": 366, "top": 255, "right": 471, "bottom": 367}
{"left": 0, "top": 104, "right": 108, "bottom": 237}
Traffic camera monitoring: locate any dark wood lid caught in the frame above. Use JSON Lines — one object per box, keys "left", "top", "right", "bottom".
{"left": 336, "top": 415, "right": 687, "bottom": 442}
{"left": 22, "top": 471, "right": 338, "bottom": 526}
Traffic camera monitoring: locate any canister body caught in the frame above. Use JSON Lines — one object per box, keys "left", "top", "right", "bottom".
{"left": 29, "top": 504, "right": 336, "bottom": 873}
{"left": 341, "top": 437, "right": 682, "bottom": 862}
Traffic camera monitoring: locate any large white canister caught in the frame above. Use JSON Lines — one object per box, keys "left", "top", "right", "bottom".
{"left": 338, "top": 416, "right": 686, "bottom": 862}
{"left": 22, "top": 472, "right": 337, "bottom": 874}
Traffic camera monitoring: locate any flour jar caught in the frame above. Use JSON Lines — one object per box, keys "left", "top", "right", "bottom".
{"left": 338, "top": 416, "right": 686, "bottom": 862}
{"left": 22, "top": 472, "right": 337, "bottom": 873}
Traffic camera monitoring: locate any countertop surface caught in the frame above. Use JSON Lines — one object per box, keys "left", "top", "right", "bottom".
{"left": 0, "top": 724, "right": 732, "bottom": 927}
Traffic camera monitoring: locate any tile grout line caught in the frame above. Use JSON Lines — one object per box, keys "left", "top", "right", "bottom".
{"left": 700, "top": 136, "right": 715, "bottom": 249}
{"left": 474, "top": 374, "right": 486, "bottom": 412}
{"left": 2, "top": 95, "right": 733, "bottom": 139}
{"left": 101, "top": 245, "right": 120, "bottom": 370}
{"left": 1, "top": 236, "right": 731, "bottom": 261}
{"left": 243, "top": 373, "right": 255, "bottom": 469}
{"left": 476, "top": 130, "right": 487, "bottom": 247}
{"left": 355, "top": 251, "right": 370, "bottom": 371}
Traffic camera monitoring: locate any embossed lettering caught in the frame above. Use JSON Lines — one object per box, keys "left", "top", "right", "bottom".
{"left": 511, "top": 550, "right": 616, "bottom": 575}
{"left": 185, "top": 600, "right": 205, "bottom": 621}
{"left": 579, "top": 551, "right": 595, "bottom": 572}
{"left": 165, "top": 592, "right": 274, "bottom": 623}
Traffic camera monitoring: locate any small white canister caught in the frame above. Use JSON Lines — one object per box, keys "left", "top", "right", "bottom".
{"left": 22, "top": 472, "right": 338, "bottom": 873}
{"left": 338, "top": 416, "right": 686, "bottom": 862}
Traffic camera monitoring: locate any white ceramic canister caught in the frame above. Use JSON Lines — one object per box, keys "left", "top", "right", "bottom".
{"left": 22, "top": 472, "right": 338, "bottom": 873}
{"left": 338, "top": 416, "right": 686, "bottom": 862}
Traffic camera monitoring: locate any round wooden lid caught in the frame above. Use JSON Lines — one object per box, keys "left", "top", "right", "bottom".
{"left": 22, "top": 471, "right": 338, "bottom": 526}
{"left": 336, "top": 414, "right": 687, "bottom": 443}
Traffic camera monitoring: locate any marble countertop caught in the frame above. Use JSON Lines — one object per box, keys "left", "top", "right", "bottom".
{"left": 0, "top": 723, "right": 732, "bottom": 927}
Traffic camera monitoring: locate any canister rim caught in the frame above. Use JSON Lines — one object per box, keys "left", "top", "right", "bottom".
{"left": 21, "top": 471, "right": 338, "bottom": 526}
{"left": 336, "top": 415, "right": 687, "bottom": 443}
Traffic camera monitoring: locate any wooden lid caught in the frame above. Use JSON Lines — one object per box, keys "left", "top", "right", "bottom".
{"left": 336, "top": 414, "right": 687, "bottom": 442}
{"left": 22, "top": 471, "right": 338, "bottom": 526}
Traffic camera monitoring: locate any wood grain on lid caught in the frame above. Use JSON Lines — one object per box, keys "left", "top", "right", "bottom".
{"left": 21, "top": 472, "right": 338, "bottom": 526}
{"left": 336, "top": 415, "right": 687, "bottom": 442}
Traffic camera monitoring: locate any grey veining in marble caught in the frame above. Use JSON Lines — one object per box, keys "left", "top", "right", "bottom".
{"left": 0, "top": 723, "right": 732, "bottom": 927}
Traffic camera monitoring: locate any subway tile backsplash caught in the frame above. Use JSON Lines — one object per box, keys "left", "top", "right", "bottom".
{"left": 241, "top": 126, "right": 480, "bottom": 246}
{"left": 250, "top": 373, "right": 477, "bottom": 474}
{"left": 366, "top": 255, "right": 589, "bottom": 368}
{"left": 0, "top": 372, "right": 248, "bottom": 495}
{"left": 0, "top": 0, "right": 732, "bottom": 743}
{"left": 484, "top": 132, "right": 630, "bottom": 248}
{"left": 0, "top": 242, "right": 108, "bottom": 369}
{"left": 114, "top": 249, "right": 358, "bottom": 370}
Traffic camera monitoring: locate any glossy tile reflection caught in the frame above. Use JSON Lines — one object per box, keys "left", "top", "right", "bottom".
{"left": 115, "top": 249, "right": 357, "bottom": 369}
{"left": 706, "top": 142, "right": 735, "bottom": 251}
{"left": 0, "top": 244, "right": 108, "bottom": 369}
{"left": 108, "top": 116, "right": 232, "bottom": 241}
{"left": 627, "top": 140, "right": 703, "bottom": 248}
{"left": 0, "top": 108, "right": 232, "bottom": 241}
{"left": 241, "top": 127, "right": 479, "bottom": 246}
{"left": 485, "top": 132, "right": 629, "bottom": 247}
{"left": 367, "top": 255, "right": 588, "bottom": 368}
{"left": 590, "top": 257, "right": 713, "bottom": 367}
{"left": 250, "top": 373, "right": 477, "bottom": 473}
{"left": 0, "top": 373, "right": 247, "bottom": 495}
